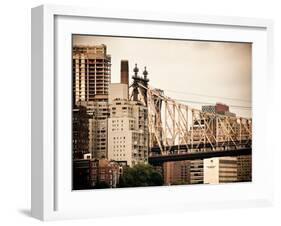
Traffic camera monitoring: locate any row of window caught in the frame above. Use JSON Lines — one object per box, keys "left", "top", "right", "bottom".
{"left": 113, "top": 154, "right": 126, "bottom": 157}
{"left": 113, "top": 140, "right": 125, "bottom": 144}
{"left": 113, "top": 145, "right": 126, "bottom": 148}
{"left": 112, "top": 128, "right": 124, "bottom": 131}
{"left": 113, "top": 136, "right": 126, "bottom": 140}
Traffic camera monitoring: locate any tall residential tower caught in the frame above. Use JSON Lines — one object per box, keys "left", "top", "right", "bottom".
{"left": 73, "top": 45, "right": 111, "bottom": 104}
{"left": 72, "top": 45, "right": 111, "bottom": 159}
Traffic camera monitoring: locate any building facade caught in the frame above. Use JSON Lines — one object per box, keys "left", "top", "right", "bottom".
{"left": 202, "top": 103, "right": 231, "bottom": 115}
{"left": 237, "top": 155, "right": 252, "bottom": 182}
{"left": 108, "top": 99, "right": 149, "bottom": 166}
{"left": 83, "top": 101, "right": 109, "bottom": 159}
{"left": 204, "top": 157, "right": 238, "bottom": 184}
{"left": 202, "top": 103, "right": 236, "bottom": 117}
{"left": 163, "top": 160, "right": 203, "bottom": 185}
{"left": 189, "top": 159, "right": 204, "bottom": 184}
{"left": 107, "top": 80, "right": 148, "bottom": 167}
{"left": 73, "top": 45, "right": 111, "bottom": 104}
{"left": 90, "top": 158, "right": 122, "bottom": 188}
{"left": 73, "top": 158, "right": 122, "bottom": 189}
{"left": 72, "top": 45, "right": 112, "bottom": 160}
{"left": 186, "top": 103, "right": 238, "bottom": 146}
{"left": 72, "top": 105, "right": 90, "bottom": 159}
{"left": 163, "top": 161, "right": 191, "bottom": 185}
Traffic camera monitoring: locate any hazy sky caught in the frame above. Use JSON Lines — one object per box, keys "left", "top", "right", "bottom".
{"left": 73, "top": 35, "right": 252, "bottom": 118}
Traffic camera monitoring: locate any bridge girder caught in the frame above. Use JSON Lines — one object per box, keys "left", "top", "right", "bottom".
{"left": 132, "top": 82, "right": 252, "bottom": 155}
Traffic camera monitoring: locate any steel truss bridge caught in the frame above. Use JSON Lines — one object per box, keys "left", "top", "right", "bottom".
{"left": 130, "top": 67, "right": 252, "bottom": 163}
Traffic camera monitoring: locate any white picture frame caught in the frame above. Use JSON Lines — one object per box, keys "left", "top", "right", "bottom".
{"left": 31, "top": 4, "right": 274, "bottom": 221}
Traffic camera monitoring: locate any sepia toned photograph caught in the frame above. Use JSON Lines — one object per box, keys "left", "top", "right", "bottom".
{"left": 72, "top": 35, "right": 252, "bottom": 190}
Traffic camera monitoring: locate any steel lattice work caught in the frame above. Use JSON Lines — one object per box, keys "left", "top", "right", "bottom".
{"left": 130, "top": 67, "right": 252, "bottom": 156}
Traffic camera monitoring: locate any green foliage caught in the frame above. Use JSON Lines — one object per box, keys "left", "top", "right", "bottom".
{"left": 93, "top": 181, "right": 110, "bottom": 189}
{"left": 119, "top": 164, "right": 164, "bottom": 187}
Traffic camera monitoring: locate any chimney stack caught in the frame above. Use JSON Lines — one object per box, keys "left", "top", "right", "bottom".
{"left": 121, "top": 60, "right": 129, "bottom": 86}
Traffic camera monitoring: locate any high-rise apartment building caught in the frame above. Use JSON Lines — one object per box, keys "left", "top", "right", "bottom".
{"left": 107, "top": 81, "right": 148, "bottom": 166}
{"left": 73, "top": 45, "right": 111, "bottom": 104}
{"left": 72, "top": 45, "right": 112, "bottom": 159}
{"left": 204, "top": 157, "right": 238, "bottom": 184}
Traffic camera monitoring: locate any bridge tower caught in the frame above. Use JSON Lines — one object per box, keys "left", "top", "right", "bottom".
{"left": 130, "top": 65, "right": 165, "bottom": 151}
{"left": 131, "top": 64, "right": 150, "bottom": 105}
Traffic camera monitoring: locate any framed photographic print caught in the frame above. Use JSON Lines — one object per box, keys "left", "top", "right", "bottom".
{"left": 31, "top": 4, "right": 274, "bottom": 221}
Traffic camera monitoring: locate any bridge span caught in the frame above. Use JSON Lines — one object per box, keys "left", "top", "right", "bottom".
{"left": 148, "top": 148, "right": 251, "bottom": 165}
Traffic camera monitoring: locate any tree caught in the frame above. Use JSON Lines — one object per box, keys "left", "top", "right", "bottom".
{"left": 93, "top": 181, "right": 110, "bottom": 189}
{"left": 149, "top": 171, "right": 164, "bottom": 186}
{"left": 119, "top": 164, "right": 164, "bottom": 187}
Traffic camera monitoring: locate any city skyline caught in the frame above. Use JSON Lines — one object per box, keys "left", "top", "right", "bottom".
{"left": 72, "top": 36, "right": 252, "bottom": 190}
{"left": 73, "top": 35, "right": 252, "bottom": 118}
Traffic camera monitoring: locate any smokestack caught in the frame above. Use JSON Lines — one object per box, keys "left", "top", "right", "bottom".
{"left": 121, "top": 60, "right": 129, "bottom": 85}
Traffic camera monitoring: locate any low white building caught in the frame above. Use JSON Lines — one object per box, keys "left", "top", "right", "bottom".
{"left": 204, "top": 157, "right": 238, "bottom": 184}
